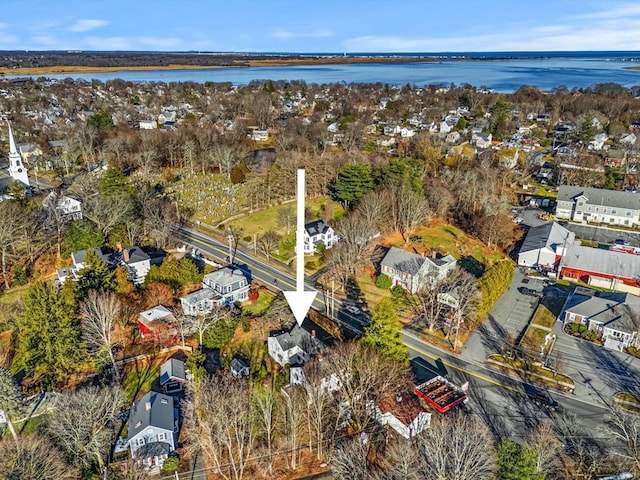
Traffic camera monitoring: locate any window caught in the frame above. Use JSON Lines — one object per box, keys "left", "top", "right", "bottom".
{"left": 158, "top": 432, "right": 166, "bottom": 441}
{"left": 612, "top": 209, "right": 617, "bottom": 214}
{"left": 627, "top": 211, "right": 632, "bottom": 216}
{"left": 578, "top": 201, "right": 584, "bottom": 206}
{"left": 595, "top": 207, "right": 599, "bottom": 212}
{"left": 136, "top": 437, "right": 145, "bottom": 446}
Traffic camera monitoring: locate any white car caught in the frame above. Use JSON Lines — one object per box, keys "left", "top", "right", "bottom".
{"left": 345, "top": 305, "right": 361, "bottom": 315}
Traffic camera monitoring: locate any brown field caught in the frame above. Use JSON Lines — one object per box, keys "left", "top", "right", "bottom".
{"left": 1, "top": 56, "right": 439, "bottom": 76}
{"left": 0, "top": 64, "right": 229, "bottom": 75}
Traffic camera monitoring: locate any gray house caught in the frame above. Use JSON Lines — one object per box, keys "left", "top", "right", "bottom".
{"left": 380, "top": 247, "right": 457, "bottom": 294}
{"left": 159, "top": 358, "right": 186, "bottom": 394}
{"left": 561, "top": 286, "right": 640, "bottom": 351}
{"left": 180, "top": 266, "right": 250, "bottom": 315}
{"left": 128, "top": 391, "right": 178, "bottom": 472}
{"left": 555, "top": 186, "right": 640, "bottom": 228}
{"left": 267, "top": 321, "right": 328, "bottom": 386}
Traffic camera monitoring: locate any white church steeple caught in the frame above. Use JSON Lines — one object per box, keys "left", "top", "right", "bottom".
{"left": 7, "top": 123, "right": 30, "bottom": 187}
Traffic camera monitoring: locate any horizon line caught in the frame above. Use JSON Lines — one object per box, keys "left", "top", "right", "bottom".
{"left": 1, "top": 49, "right": 639, "bottom": 55}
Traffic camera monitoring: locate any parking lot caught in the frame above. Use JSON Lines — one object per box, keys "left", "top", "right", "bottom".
{"left": 463, "top": 269, "right": 545, "bottom": 360}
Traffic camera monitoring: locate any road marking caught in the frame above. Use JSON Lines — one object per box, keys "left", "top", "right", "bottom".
{"left": 405, "top": 343, "right": 524, "bottom": 394}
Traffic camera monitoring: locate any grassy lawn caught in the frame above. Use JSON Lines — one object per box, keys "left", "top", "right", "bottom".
{"left": 13, "top": 413, "right": 49, "bottom": 435}
{"left": 357, "top": 273, "right": 392, "bottom": 308}
{"left": 242, "top": 289, "right": 277, "bottom": 316}
{"left": 227, "top": 196, "right": 345, "bottom": 239}
{"left": 121, "top": 357, "right": 161, "bottom": 404}
{"left": 523, "top": 326, "right": 550, "bottom": 347}
{"left": 398, "top": 222, "right": 509, "bottom": 268}
{"left": 531, "top": 305, "right": 556, "bottom": 329}
{"left": 488, "top": 354, "right": 574, "bottom": 390}
{"left": 616, "top": 392, "right": 640, "bottom": 404}
{"left": 0, "top": 284, "right": 29, "bottom": 305}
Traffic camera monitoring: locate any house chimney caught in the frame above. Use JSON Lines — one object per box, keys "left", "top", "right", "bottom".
{"left": 432, "top": 251, "right": 437, "bottom": 259}
{"left": 116, "top": 242, "right": 123, "bottom": 252}
{"left": 123, "top": 249, "right": 130, "bottom": 263}
{"left": 145, "top": 401, "right": 151, "bottom": 411}
{"left": 311, "top": 329, "right": 316, "bottom": 338}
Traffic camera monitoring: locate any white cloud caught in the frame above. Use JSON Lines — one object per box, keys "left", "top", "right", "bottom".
{"left": 69, "top": 19, "right": 109, "bottom": 33}
{"left": 83, "top": 35, "right": 183, "bottom": 51}
{"left": 271, "top": 28, "right": 334, "bottom": 40}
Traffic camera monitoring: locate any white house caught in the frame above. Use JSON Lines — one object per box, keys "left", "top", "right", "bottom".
{"left": 375, "top": 392, "right": 431, "bottom": 440}
{"left": 43, "top": 191, "right": 83, "bottom": 221}
{"left": 139, "top": 120, "right": 157, "bottom": 130}
{"left": 180, "top": 266, "right": 250, "bottom": 315}
{"left": 303, "top": 220, "right": 338, "bottom": 254}
{"left": 267, "top": 323, "right": 325, "bottom": 386}
{"left": 517, "top": 222, "right": 575, "bottom": 269}
{"left": 472, "top": 132, "right": 493, "bottom": 148}
{"left": 128, "top": 391, "right": 178, "bottom": 472}
{"left": 58, "top": 245, "right": 151, "bottom": 285}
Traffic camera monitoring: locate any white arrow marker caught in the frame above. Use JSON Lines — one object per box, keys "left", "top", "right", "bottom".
{"left": 284, "top": 169, "right": 318, "bottom": 326}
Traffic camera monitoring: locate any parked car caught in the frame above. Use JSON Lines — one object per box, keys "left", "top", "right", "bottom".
{"left": 615, "top": 238, "right": 630, "bottom": 246}
{"left": 529, "top": 391, "right": 559, "bottom": 411}
{"left": 518, "top": 286, "right": 544, "bottom": 299}
{"left": 344, "top": 305, "right": 361, "bottom": 315}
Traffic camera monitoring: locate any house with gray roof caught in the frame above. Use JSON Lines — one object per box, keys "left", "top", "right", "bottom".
{"left": 160, "top": 358, "right": 186, "bottom": 394}
{"left": 555, "top": 186, "right": 640, "bottom": 228}
{"left": 561, "top": 286, "right": 640, "bottom": 351}
{"left": 559, "top": 244, "right": 640, "bottom": 295}
{"left": 517, "top": 222, "right": 575, "bottom": 269}
{"left": 58, "top": 245, "right": 151, "bottom": 285}
{"left": 380, "top": 247, "right": 457, "bottom": 294}
{"left": 127, "top": 391, "right": 178, "bottom": 472}
{"left": 180, "top": 265, "right": 250, "bottom": 315}
{"left": 267, "top": 320, "right": 329, "bottom": 386}
{"left": 303, "top": 219, "right": 338, "bottom": 254}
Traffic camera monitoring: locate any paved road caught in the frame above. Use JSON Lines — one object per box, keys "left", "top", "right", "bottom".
{"left": 519, "top": 205, "right": 640, "bottom": 247}
{"left": 176, "top": 225, "right": 365, "bottom": 335}
{"left": 406, "top": 330, "right": 614, "bottom": 442}
{"left": 175, "top": 225, "right": 625, "bottom": 442}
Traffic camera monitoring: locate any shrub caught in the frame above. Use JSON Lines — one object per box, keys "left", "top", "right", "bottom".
{"left": 391, "top": 285, "right": 404, "bottom": 300}
{"left": 162, "top": 456, "right": 179, "bottom": 473}
{"left": 375, "top": 273, "right": 392, "bottom": 289}
{"left": 241, "top": 315, "right": 251, "bottom": 332}
{"left": 248, "top": 289, "right": 259, "bottom": 301}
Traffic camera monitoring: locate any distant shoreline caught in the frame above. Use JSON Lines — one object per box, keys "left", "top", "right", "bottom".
{"left": 0, "top": 56, "right": 444, "bottom": 75}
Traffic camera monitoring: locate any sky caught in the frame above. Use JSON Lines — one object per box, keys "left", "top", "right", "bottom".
{"left": 1, "top": 0, "right": 639, "bottom": 53}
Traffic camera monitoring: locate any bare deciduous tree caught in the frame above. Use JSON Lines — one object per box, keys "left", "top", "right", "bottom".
{"left": 258, "top": 231, "right": 280, "bottom": 262}
{"left": 415, "top": 413, "right": 496, "bottom": 480}
{"left": 80, "top": 289, "right": 122, "bottom": 380}
{"left": 192, "top": 306, "right": 231, "bottom": 346}
{"left": 527, "top": 420, "right": 563, "bottom": 476}
{"left": 0, "top": 434, "right": 80, "bottom": 480}
{"left": 280, "top": 386, "right": 306, "bottom": 470}
{"left": 253, "top": 386, "right": 277, "bottom": 474}
{"left": 47, "top": 385, "right": 123, "bottom": 471}
{"left": 321, "top": 343, "right": 412, "bottom": 433}
{"left": 391, "top": 185, "right": 431, "bottom": 242}
{"left": 0, "top": 201, "right": 28, "bottom": 289}
{"left": 184, "top": 374, "right": 256, "bottom": 480}
{"left": 84, "top": 194, "right": 134, "bottom": 238}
